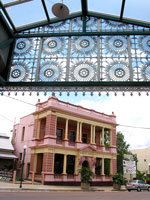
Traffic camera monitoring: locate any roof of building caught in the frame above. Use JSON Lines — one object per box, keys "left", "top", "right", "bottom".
{"left": 0, "top": 132, "right": 9, "bottom": 138}
{"left": 0, "top": 152, "right": 17, "bottom": 159}
{"left": 0, "top": 133, "right": 14, "bottom": 151}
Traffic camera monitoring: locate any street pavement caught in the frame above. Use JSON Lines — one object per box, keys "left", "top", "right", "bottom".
{"left": 0, "top": 181, "right": 126, "bottom": 192}
{"left": 1, "top": 191, "right": 150, "bottom": 200}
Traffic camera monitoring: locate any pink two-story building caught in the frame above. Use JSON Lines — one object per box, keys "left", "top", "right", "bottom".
{"left": 12, "top": 95, "right": 117, "bottom": 186}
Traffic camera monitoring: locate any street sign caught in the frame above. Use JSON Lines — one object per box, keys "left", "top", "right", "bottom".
{"left": 123, "top": 160, "right": 136, "bottom": 174}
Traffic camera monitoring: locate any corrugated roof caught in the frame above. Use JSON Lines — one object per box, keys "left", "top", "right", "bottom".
{"left": 0, "top": 136, "right": 14, "bottom": 151}
{"left": 0, "top": 132, "right": 9, "bottom": 138}
{"left": 0, "top": 152, "right": 17, "bottom": 159}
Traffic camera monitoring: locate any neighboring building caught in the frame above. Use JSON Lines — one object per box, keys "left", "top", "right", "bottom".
{"left": 131, "top": 148, "right": 150, "bottom": 175}
{"left": 0, "top": 133, "right": 17, "bottom": 171}
{"left": 12, "top": 95, "right": 117, "bottom": 185}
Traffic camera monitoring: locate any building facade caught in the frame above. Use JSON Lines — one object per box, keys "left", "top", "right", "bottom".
{"left": 12, "top": 95, "right": 117, "bottom": 185}
{"left": 131, "top": 148, "right": 150, "bottom": 175}
{"left": 0, "top": 132, "right": 17, "bottom": 171}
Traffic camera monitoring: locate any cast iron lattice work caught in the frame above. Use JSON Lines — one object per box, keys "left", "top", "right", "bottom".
{"left": 1, "top": 17, "right": 150, "bottom": 93}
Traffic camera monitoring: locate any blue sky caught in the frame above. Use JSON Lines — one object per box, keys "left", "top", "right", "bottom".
{"left": 1, "top": 0, "right": 150, "bottom": 150}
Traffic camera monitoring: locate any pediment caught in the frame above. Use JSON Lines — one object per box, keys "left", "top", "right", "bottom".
{"left": 80, "top": 145, "right": 96, "bottom": 152}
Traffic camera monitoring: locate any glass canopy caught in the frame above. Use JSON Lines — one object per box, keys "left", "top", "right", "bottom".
{"left": 0, "top": 0, "right": 150, "bottom": 30}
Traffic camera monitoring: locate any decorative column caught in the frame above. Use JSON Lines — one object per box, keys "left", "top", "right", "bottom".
{"left": 102, "top": 127, "right": 104, "bottom": 146}
{"left": 102, "top": 158, "right": 104, "bottom": 175}
{"left": 64, "top": 119, "right": 68, "bottom": 140}
{"left": 76, "top": 121, "right": 79, "bottom": 142}
{"left": 90, "top": 125, "right": 93, "bottom": 144}
{"left": 110, "top": 159, "right": 112, "bottom": 175}
{"left": 79, "top": 122, "right": 82, "bottom": 142}
{"left": 74, "top": 155, "right": 79, "bottom": 175}
{"left": 63, "top": 154, "right": 67, "bottom": 174}
{"left": 93, "top": 125, "right": 96, "bottom": 144}
{"left": 110, "top": 129, "right": 112, "bottom": 146}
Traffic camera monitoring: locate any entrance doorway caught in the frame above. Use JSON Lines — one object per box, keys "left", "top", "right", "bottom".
{"left": 82, "top": 160, "right": 89, "bottom": 168}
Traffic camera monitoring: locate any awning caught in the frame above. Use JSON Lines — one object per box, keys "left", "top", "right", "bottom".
{"left": 0, "top": 152, "right": 17, "bottom": 159}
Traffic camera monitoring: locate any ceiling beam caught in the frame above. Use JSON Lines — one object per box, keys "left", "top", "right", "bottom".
{"left": 88, "top": 11, "right": 150, "bottom": 28}
{"left": 120, "top": 0, "right": 126, "bottom": 20}
{"left": 41, "top": 0, "right": 50, "bottom": 23}
{"left": 0, "top": 12, "right": 14, "bottom": 37}
{"left": 16, "top": 30, "right": 150, "bottom": 38}
{"left": 3, "top": 0, "right": 33, "bottom": 8}
{"left": 81, "top": 0, "right": 88, "bottom": 15}
{"left": 0, "top": 2, "right": 16, "bottom": 32}
{"left": 3, "top": 81, "right": 150, "bottom": 88}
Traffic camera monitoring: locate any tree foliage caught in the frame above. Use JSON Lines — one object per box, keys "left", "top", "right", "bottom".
{"left": 136, "top": 170, "right": 145, "bottom": 181}
{"left": 117, "top": 132, "right": 130, "bottom": 174}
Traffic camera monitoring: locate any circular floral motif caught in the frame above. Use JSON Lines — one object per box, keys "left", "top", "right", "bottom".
{"left": 9, "top": 62, "right": 28, "bottom": 82}
{"left": 39, "top": 61, "right": 62, "bottom": 81}
{"left": 106, "top": 61, "right": 130, "bottom": 81}
{"left": 44, "top": 69, "right": 54, "bottom": 78}
{"left": 72, "top": 36, "right": 96, "bottom": 55}
{"left": 139, "top": 36, "right": 150, "bottom": 54}
{"left": 104, "top": 20, "right": 125, "bottom": 28}
{"left": 14, "top": 38, "right": 33, "bottom": 55}
{"left": 71, "top": 61, "right": 96, "bottom": 81}
{"left": 141, "top": 62, "right": 150, "bottom": 80}
{"left": 73, "top": 16, "right": 96, "bottom": 28}
{"left": 43, "top": 37, "right": 64, "bottom": 55}
{"left": 114, "top": 68, "right": 125, "bottom": 78}
{"left": 105, "top": 36, "right": 127, "bottom": 55}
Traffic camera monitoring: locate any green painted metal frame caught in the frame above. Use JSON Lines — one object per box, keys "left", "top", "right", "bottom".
{"left": 15, "top": 30, "right": 150, "bottom": 38}
{"left": 120, "top": 0, "right": 126, "bottom": 20}
{"left": 3, "top": 81, "right": 150, "bottom": 88}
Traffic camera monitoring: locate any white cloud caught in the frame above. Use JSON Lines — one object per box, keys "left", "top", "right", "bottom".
{"left": 76, "top": 93, "right": 150, "bottom": 150}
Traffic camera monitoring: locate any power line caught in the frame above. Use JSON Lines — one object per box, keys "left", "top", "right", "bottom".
{"left": 3, "top": 95, "right": 150, "bottom": 130}
{"left": 3, "top": 95, "right": 36, "bottom": 107}
{"left": 0, "top": 114, "right": 14, "bottom": 123}
{"left": 118, "top": 124, "right": 150, "bottom": 129}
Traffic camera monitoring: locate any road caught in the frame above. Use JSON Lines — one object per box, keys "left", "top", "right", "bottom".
{"left": 0, "top": 191, "right": 150, "bottom": 200}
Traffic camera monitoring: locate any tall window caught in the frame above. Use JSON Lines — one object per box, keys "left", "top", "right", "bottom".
{"left": 54, "top": 154, "right": 64, "bottom": 174}
{"left": 21, "top": 127, "right": 25, "bottom": 141}
{"left": 69, "top": 130, "right": 76, "bottom": 142}
{"left": 56, "top": 128, "right": 63, "bottom": 140}
{"left": 39, "top": 118, "right": 46, "bottom": 139}
{"left": 104, "top": 159, "right": 110, "bottom": 175}
{"left": 36, "top": 154, "right": 43, "bottom": 174}
{"left": 66, "top": 155, "right": 75, "bottom": 174}
{"left": 82, "top": 133, "right": 88, "bottom": 143}
{"left": 95, "top": 158, "right": 102, "bottom": 175}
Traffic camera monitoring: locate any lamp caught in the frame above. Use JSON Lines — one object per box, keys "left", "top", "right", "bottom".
{"left": 52, "top": 1, "right": 69, "bottom": 19}
{"left": 19, "top": 145, "right": 27, "bottom": 189}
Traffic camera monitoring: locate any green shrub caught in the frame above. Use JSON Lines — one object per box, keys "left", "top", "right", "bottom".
{"left": 79, "top": 167, "right": 94, "bottom": 183}
{"left": 112, "top": 173, "right": 127, "bottom": 185}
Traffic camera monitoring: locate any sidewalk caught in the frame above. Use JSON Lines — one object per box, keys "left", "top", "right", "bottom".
{"left": 0, "top": 181, "right": 126, "bottom": 192}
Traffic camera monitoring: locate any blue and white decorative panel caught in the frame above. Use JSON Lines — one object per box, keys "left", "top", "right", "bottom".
{"left": 9, "top": 17, "right": 150, "bottom": 86}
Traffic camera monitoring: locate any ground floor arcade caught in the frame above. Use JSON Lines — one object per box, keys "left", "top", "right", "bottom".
{"left": 29, "top": 147, "right": 117, "bottom": 186}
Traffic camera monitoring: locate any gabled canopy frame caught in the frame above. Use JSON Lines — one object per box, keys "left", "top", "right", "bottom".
{"left": 1, "top": 0, "right": 150, "bottom": 93}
